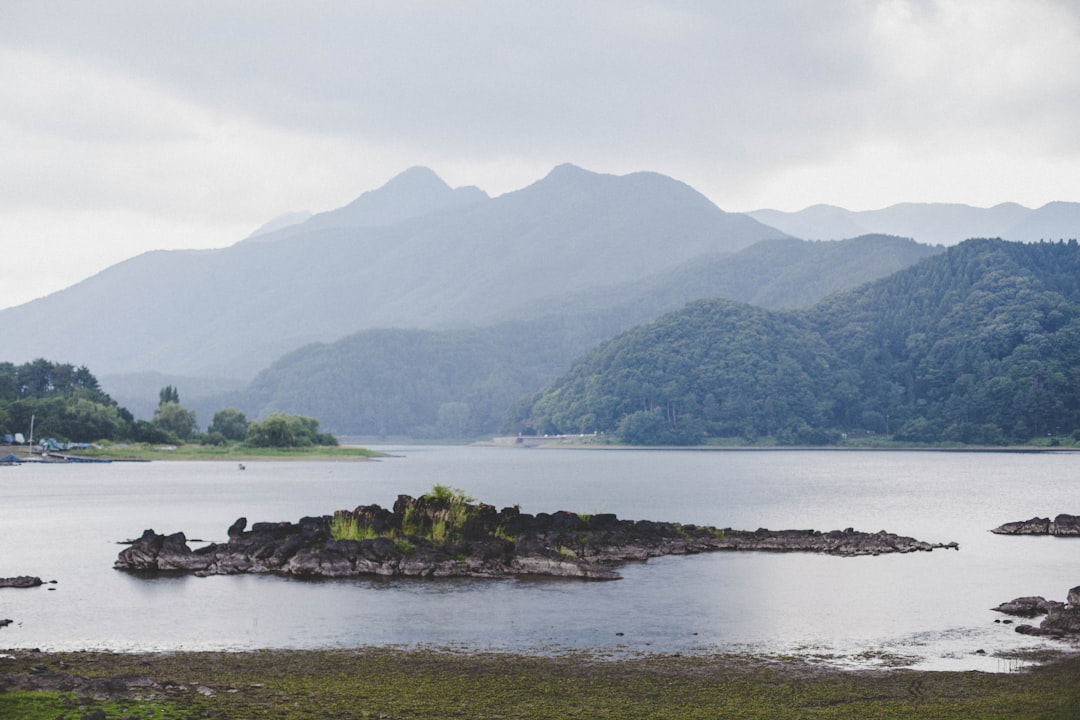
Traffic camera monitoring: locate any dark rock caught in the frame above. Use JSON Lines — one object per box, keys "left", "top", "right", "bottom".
{"left": 0, "top": 576, "right": 43, "bottom": 588}
{"left": 997, "top": 585, "right": 1080, "bottom": 638}
{"left": 0, "top": 618, "right": 12, "bottom": 628}
{"left": 116, "top": 493, "right": 957, "bottom": 581}
{"left": 227, "top": 517, "right": 247, "bottom": 540}
{"left": 991, "top": 513, "right": 1080, "bottom": 535}
{"left": 1053, "top": 515, "right": 1080, "bottom": 536}
{"left": 991, "top": 596, "right": 1063, "bottom": 617}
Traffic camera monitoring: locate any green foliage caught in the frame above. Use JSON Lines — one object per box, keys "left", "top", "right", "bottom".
{"left": 400, "top": 504, "right": 424, "bottom": 537}
{"left": 329, "top": 513, "right": 381, "bottom": 541}
{"left": 152, "top": 401, "right": 197, "bottom": 442}
{"left": 158, "top": 384, "right": 180, "bottom": 405}
{"left": 395, "top": 486, "right": 480, "bottom": 545}
{"left": 517, "top": 239, "right": 1080, "bottom": 446}
{"left": 129, "top": 419, "right": 180, "bottom": 444}
{"left": 0, "top": 359, "right": 132, "bottom": 442}
{"left": 424, "top": 484, "right": 475, "bottom": 504}
{"left": 208, "top": 407, "right": 249, "bottom": 441}
{"left": 244, "top": 413, "right": 337, "bottom": 448}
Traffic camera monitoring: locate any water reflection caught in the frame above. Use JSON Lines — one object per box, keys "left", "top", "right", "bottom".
{"left": 0, "top": 448, "right": 1076, "bottom": 669}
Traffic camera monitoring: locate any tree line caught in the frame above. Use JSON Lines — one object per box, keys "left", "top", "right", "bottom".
{"left": 0, "top": 360, "right": 335, "bottom": 448}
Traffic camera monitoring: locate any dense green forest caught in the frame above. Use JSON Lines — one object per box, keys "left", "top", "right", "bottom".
{"left": 0, "top": 359, "right": 133, "bottom": 442}
{"left": 230, "top": 235, "right": 936, "bottom": 438}
{"left": 511, "top": 239, "right": 1080, "bottom": 445}
{"left": 0, "top": 361, "right": 335, "bottom": 448}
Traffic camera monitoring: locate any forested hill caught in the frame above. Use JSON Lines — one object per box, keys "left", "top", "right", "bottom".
{"left": 217, "top": 235, "right": 936, "bottom": 438}
{"left": 513, "top": 239, "right": 1080, "bottom": 445}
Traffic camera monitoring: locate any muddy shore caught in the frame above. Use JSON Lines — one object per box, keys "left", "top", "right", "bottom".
{"left": 3, "top": 647, "right": 1080, "bottom": 719}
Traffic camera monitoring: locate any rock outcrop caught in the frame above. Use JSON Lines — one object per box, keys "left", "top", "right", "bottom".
{"left": 115, "top": 493, "right": 957, "bottom": 581}
{"left": 0, "top": 576, "right": 43, "bottom": 589}
{"left": 994, "top": 586, "right": 1080, "bottom": 638}
{"left": 991, "top": 514, "right": 1080, "bottom": 535}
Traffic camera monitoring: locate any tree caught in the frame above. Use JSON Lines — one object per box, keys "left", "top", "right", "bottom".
{"left": 153, "top": 402, "right": 197, "bottom": 441}
{"left": 208, "top": 408, "right": 249, "bottom": 442}
{"left": 159, "top": 385, "right": 180, "bottom": 406}
{"left": 61, "top": 397, "right": 123, "bottom": 440}
{"left": 245, "top": 413, "right": 337, "bottom": 448}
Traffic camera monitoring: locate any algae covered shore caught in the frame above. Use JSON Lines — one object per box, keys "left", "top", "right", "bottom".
{"left": 3, "top": 647, "right": 1080, "bottom": 719}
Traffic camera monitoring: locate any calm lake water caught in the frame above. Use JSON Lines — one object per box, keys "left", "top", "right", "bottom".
{"left": 1, "top": 446, "right": 1078, "bottom": 671}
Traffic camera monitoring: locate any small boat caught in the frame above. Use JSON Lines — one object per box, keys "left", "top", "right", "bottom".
{"left": 0, "top": 453, "right": 22, "bottom": 466}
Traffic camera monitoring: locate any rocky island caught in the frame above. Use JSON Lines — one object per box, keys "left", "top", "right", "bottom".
{"left": 115, "top": 487, "right": 958, "bottom": 581}
{"left": 991, "top": 513, "right": 1080, "bottom": 535}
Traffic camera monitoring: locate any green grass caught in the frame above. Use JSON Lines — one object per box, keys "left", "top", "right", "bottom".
{"left": 2, "top": 649, "right": 1080, "bottom": 720}
{"left": 0, "top": 692, "right": 189, "bottom": 720}
{"left": 71, "top": 442, "right": 384, "bottom": 461}
{"left": 329, "top": 513, "right": 382, "bottom": 541}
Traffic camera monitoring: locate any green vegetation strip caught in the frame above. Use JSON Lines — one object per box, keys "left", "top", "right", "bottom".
{"left": 75, "top": 443, "right": 384, "bottom": 461}
{"left": 3, "top": 648, "right": 1080, "bottom": 719}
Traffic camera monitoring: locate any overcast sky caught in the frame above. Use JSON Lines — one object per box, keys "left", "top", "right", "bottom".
{"left": 2, "top": 1, "right": 1079, "bottom": 310}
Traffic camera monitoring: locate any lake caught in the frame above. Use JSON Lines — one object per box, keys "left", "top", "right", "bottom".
{"left": 1, "top": 446, "right": 1078, "bottom": 671}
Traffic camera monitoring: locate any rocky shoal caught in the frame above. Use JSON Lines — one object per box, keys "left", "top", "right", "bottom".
{"left": 993, "top": 586, "right": 1080, "bottom": 638}
{"left": 991, "top": 513, "right": 1080, "bottom": 535}
{"left": 115, "top": 493, "right": 958, "bottom": 581}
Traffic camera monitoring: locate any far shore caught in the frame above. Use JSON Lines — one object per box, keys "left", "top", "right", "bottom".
{"left": 0, "top": 443, "right": 386, "bottom": 463}
{"left": 483, "top": 436, "right": 1080, "bottom": 453}
{"left": 4, "top": 439, "right": 1077, "bottom": 464}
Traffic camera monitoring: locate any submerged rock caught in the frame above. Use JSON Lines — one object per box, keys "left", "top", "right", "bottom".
{"left": 115, "top": 493, "right": 958, "bottom": 581}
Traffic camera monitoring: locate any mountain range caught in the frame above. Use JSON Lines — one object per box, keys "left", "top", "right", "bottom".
{"left": 748, "top": 201, "right": 1080, "bottom": 246}
{"left": 0, "top": 163, "right": 1076, "bottom": 436}
{"left": 218, "top": 234, "right": 937, "bottom": 437}
{"left": 0, "top": 164, "right": 783, "bottom": 383}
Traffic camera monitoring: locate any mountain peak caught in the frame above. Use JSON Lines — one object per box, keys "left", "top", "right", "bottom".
{"left": 299, "top": 167, "right": 489, "bottom": 232}
{"left": 382, "top": 166, "right": 452, "bottom": 192}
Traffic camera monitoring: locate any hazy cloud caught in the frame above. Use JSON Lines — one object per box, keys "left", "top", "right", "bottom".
{"left": 2, "top": 1, "right": 1079, "bottom": 309}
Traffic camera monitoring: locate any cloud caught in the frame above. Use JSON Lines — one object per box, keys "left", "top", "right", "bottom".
{"left": 1, "top": 1, "right": 1079, "bottom": 309}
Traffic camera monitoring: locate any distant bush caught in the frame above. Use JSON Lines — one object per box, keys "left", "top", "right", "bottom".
{"left": 244, "top": 413, "right": 337, "bottom": 448}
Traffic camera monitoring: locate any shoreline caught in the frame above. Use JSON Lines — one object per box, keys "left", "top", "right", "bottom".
{"left": 4, "top": 646, "right": 1080, "bottom": 719}
{"left": 483, "top": 437, "right": 1080, "bottom": 453}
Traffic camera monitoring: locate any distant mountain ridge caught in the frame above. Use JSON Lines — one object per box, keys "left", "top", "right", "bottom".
{"left": 199, "top": 235, "right": 938, "bottom": 437}
{"left": 263, "top": 166, "right": 490, "bottom": 238}
{"left": 0, "top": 165, "right": 786, "bottom": 381}
{"left": 515, "top": 238, "right": 1080, "bottom": 444}
{"left": 748, "top": 201, "right": 1079, "bottom": 246}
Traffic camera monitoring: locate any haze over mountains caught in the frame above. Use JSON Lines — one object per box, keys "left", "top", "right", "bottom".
{"left": 0, "top": 163, "right": 1075, "bottom": 434}
{"left": 0, "top": 164, "right": 783, "bottom": 382}
{"left": 224, "top": 234, "right": 937, "bottom": 437}
{"left": 748, "top": 201, "right": 1080, "bottom": 246}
